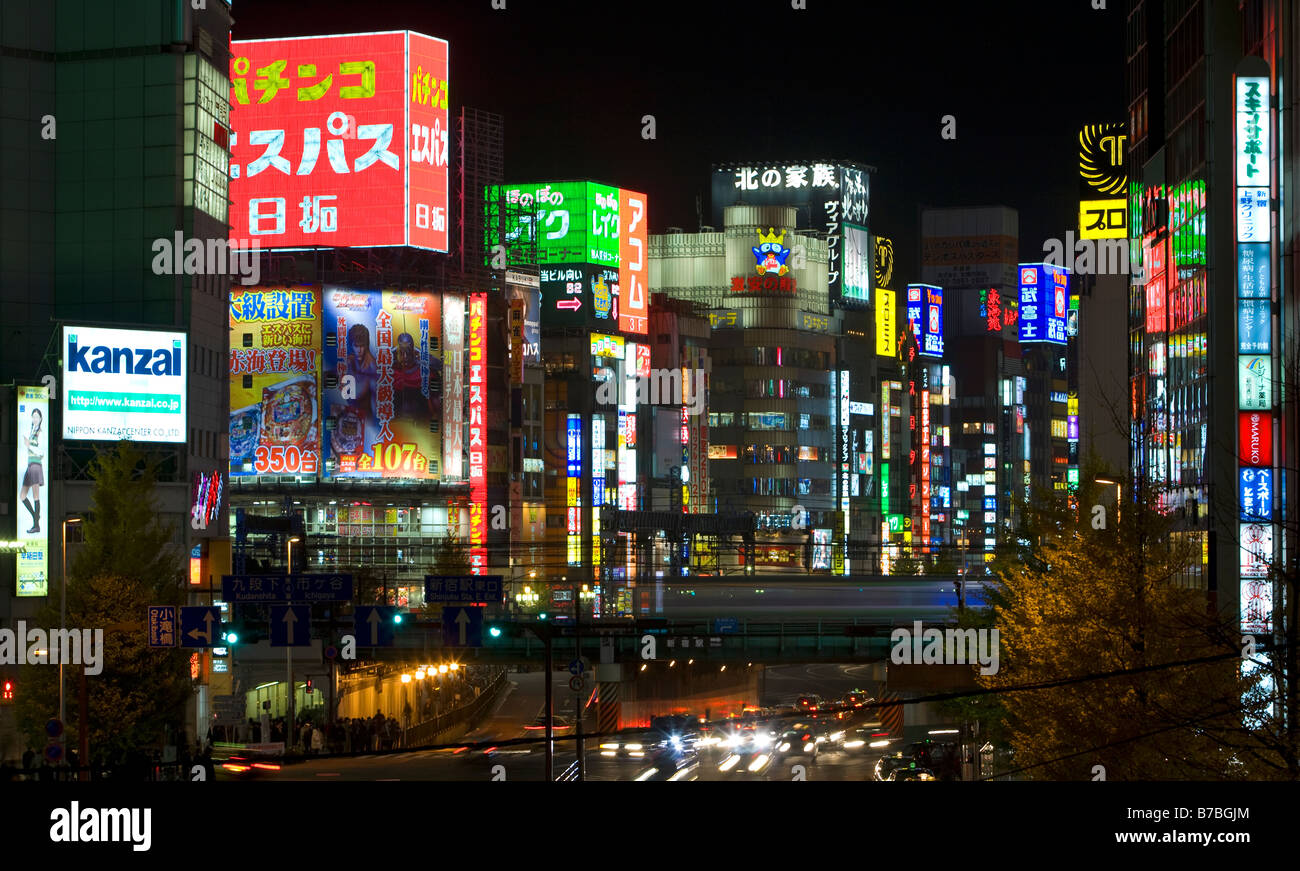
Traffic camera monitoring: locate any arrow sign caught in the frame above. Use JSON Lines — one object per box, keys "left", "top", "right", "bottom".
{"left": 269, "top": 605, "right": 311, "bottom": 647}
{"left": 442, "top": 606, "right": 483, "bottom": 648}
{"left": 555, "top": 298, "right": 582, "bottom": 311}
{"left": 179, "top": 607, "right": 221, "bottom": 648}
{"left": 353, "top": 606, "right": 397, "bottom": 646}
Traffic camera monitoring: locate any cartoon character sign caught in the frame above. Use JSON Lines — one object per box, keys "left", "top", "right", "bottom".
{"left": 753, "top": 228, "right": 792, "bottom": 276}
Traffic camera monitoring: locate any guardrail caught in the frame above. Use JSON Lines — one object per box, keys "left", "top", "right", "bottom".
{"left": 403, "top": 669, "right": 510, "bottom": 747}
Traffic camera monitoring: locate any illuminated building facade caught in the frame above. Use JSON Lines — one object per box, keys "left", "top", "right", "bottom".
{"left": 651, "top": 193, "right": 883, "bottom": 574}
{"left": 1125, "top": 0, "right": 1296, "bottom": 657}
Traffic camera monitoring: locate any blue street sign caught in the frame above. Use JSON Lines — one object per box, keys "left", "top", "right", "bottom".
{"left": 180, "top": 606, "right": 221, "bottom": 648}
{"left": 147, "top": 606, "right": 178, "bottom": 648}
{"left": 221, "top": 574, "right": 353, "bottom": 603}
{"left": 46, "top": 719, "right": 63, "bottom": 739}
{"left": 713, "top": 618, "right": 739, "bottom": 635}
{"left": 353, "top": 606, "right": 398, "bottom": 647}
{"left": 270, "top": 605, "right": 311, "bottom": 647}
{"left": 442, "top": 606, "right": 483, "bottom": 648}
{"left": 425, "top": 575, "right": 502, "bottom": 604}
{"left": 568, "top": 658, "right": 586, "bottom": 675}
{"left": 45, "top": 743, "right": 63, "bottom": 764}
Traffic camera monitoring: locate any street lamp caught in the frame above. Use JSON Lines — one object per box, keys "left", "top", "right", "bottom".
{"left": 1095, "top": 477, "right": 1123, "bottom": 523}
{"left": 287, "top": 536, "right": 301, "bottom": 574}
{"left": 60, "top": 517, "right": 82, "bottom": 725}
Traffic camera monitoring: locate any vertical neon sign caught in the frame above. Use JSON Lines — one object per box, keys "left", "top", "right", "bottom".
{"left": 468, "top": 293, "right": 487, "bottom": 574}
{"left": 1235, "top": 69, "right": 1274, "bottom": 634}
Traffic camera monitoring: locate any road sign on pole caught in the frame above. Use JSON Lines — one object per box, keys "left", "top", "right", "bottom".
{"left": 353, "top": 606, "right": 398, "bottom": 646}
{"left": 442, "top": 606, "right": 483, "bottom": 648}
{"left": 269, "top": 605, "right": 311, "bottom": 647}
{"left": 425, "top": 575, "right": 502, "bottom": 603}
{"left": 568, "top": 675, "right": 584, "bottom": 693}
{"left": 180, "top": 606, "right": 221, "bottom": 648}
{"left": 147, "top": 606, "right": 178, "bottom": 648}
{"left": 221, "top": 574, "right": 353, "bottom": 603}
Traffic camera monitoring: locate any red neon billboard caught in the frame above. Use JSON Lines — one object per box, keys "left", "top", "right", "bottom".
{"left": 1239, "top": 411, "right": 1273, "bottom": 467}
{"left": 230, "top": 31, "right": 449, "bottom": 251}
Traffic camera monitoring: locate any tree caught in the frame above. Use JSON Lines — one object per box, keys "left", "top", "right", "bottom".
{"left": 975, "top": 467, "right": 1282, "bottom": 780}
{"left": 16, "top": 443, "right": 190, "bottom": 765}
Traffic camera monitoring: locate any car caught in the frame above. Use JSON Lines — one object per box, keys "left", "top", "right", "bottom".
{"left": 775, "top": 724, "right": 822, "bottom": 761}
{"left": 525, "top": 714, "right": 574, "bottom": 736}
{"left": 888, "top": 766, "right": 936, "bottom": 781}
{"left": 829, "top": 724, "right": 889, "bottom": 752}
{"left": 716, "top": 739, "right": 776, "bottom": 778}
{"left": 795, "top": 694, "right": 827, "bottom": 713}
{"left": 597, "top": 729, "right": 660, "bottom": 760}
{"left": 633, "top": 746, "right": 700, "bottom": 781}
{"left": 840, "top": 689, "right": 872, "bottom": 709}
{"left": 217, "top": 754, "right": 282, "bottom": 779}
{"left": 873, "top": 752, "right": 912, "bottom": 781}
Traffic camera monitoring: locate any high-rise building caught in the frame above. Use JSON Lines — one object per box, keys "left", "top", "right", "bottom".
{"left": 1125, "top": 0, "right": 1294, "bottom": 647}
{"left": 1, "top": 0, "right": 236, "bottom": 749}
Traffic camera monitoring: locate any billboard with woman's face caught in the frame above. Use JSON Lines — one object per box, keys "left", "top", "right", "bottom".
{"left": 16, "top": 385, "right": 49, "bottom": 597}
{"left": 322, "top": 287, "right": 443, "bottom": 478}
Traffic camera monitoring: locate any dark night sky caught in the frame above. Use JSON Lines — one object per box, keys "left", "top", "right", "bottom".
{"left": 233, "top": 0, "right": 1125, "bottom": 278}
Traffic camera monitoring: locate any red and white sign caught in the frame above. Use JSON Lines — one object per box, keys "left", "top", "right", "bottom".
{"left": 230, "top": 31, "right": 449, "bottom": 251}
{"left": 1239, "top": 411, "right": 1272, "bottom": 467}
{"left": 468, "top": 293, "right": 487, "bottom": 573}
{"left": 618, "top": 190, "right": 649, "bottom": 335}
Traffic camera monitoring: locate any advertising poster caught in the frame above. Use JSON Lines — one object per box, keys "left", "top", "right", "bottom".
{"left": 322, "top": 287, "right": 442, "bottom": 478}
{"left": 16, "top": 385, "right": 49, "bottom": 597}
{"left": 443, "top": 294, "right": 465, "bottom": 480}
{"left": 229, "top": 286, "right": 322, "bottom": 477}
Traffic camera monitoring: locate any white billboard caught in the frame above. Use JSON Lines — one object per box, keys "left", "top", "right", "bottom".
{"left": 62, "top": 326, "right": 187, "bottom": 443}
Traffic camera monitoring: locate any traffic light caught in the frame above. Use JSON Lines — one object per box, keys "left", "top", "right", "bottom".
{"left": 305, "top": 678, "right": 313, "bottom": 694}
{"left": 222, "top": 625, "right": 241, "bottom": 645}
{"left": 1, "top": 679, "right": 13, "bottom": 704}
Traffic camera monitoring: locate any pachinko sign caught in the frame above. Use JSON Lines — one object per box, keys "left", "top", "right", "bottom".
{"left": 322, "top": 287, "right": 442, "bottom": 479}
{"left": 229, "top": 286, "right": 322, "bottom": 477}
{"left": 229, "top": 31, "right": 449, "bottom": 251}
{"left": 468, "top": 293, "right": 488, "bottom": 574}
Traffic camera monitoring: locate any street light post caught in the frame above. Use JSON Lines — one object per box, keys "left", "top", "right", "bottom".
{"left": 60, "top": 517, "right": 81, "bottom": 728}
{"left": 286, "top": 536, "right": 300, "bottom": 749}
{"left": 1096, "top": 477, "right": 1124, "bottom": 524}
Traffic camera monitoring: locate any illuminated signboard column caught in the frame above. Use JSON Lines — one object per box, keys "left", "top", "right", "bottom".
{"left": 467, "top": 293, "right": 487, "bottom": 574}
{"left": 567, "top": 413, "right": 582, "bottom": 567}
{"left": 16, "top": 385, "right": 49, "bottom": 597}
{"left": 619, "top": 191, "right": 649, "bottom": 335}
{"left": 1235, "top": 67, "right": 1275, "bottom": 636}
{"left": 839, "top": 370, "right": 850, "bottom": 574}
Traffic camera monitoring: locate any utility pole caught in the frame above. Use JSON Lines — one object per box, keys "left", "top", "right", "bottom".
{"left": 543, "top": 627, "right": 553, "bottom": 782}
{"left": 575, "top": 587, "right": 584, "bottom": 781}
